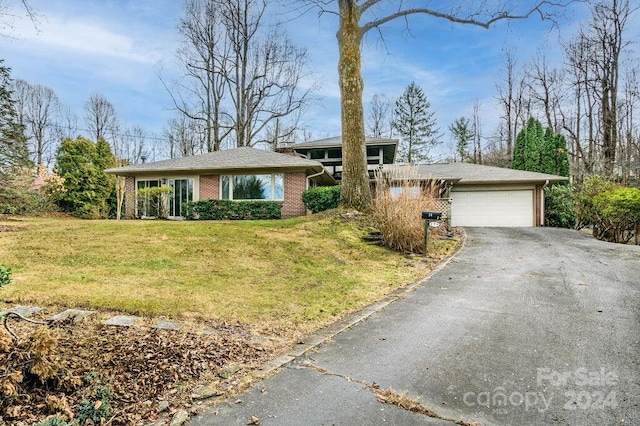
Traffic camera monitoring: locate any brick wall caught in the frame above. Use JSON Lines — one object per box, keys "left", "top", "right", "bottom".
{"left": 282, "top": 172, "right": 307, "bottom": 218}
{"left": 124, "top": 176, "right": 136, "bottom": 219}
{"left": 535, "top": 184, "right": 543, "bottom": 226}
{"left": 200, "top": 175, "right": 219, "bottom": 199}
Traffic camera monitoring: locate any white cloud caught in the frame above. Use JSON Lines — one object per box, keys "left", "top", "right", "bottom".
{"left": 12, "top": 14, "right": 165, "bottom": 64}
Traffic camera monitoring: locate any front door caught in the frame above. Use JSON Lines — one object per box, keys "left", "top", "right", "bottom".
{"left": 168, "top": 179, "right": 193, "bottom": 218}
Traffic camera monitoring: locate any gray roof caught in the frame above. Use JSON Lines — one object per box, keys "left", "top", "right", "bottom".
{"left": 292, "top": 136, "right": 398, "bottom": 149}
{"left": 383, "top": 162, "right": 569, "bottom": 184}
{"left": 105, "top": 147, "right": 327, "bottom": 176}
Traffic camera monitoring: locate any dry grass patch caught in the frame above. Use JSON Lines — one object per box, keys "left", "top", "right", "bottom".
{"left": 0, "top": 214, "right": 457, "bottom": 337}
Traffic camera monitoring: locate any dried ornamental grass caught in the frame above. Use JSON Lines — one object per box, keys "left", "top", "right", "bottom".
{"left": 373, "top": 166, "right": 445, "bottom": 254}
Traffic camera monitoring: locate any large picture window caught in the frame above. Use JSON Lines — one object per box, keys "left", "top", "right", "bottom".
{"left": 221, "top": 174, "right": 284, "bottom": 201}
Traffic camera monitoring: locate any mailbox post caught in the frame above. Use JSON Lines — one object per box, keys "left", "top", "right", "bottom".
{"left": 422, "top": 211, "right": 442, "bottom": 255}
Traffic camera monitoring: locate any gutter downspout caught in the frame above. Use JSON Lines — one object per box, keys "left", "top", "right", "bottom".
{"left": 541, "top": 179, "right": 549, "bottom": 226}
{"left": 306, "top": 168, "right": 326, "bottom": 190}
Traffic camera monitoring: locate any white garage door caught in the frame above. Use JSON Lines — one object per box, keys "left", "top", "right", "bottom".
{"left": 451, "top": 190, "right": 534, "bottom": 227}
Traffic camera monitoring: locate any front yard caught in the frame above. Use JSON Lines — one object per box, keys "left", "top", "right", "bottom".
{"left": 0, "top": 213, "right": 458, "bottom": 424}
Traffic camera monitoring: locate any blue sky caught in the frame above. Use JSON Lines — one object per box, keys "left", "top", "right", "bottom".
{"left": 3, "top": 0, "right": 632, "bottom": 161}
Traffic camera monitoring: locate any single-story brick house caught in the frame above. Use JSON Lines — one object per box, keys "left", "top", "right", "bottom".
{"left": 105, "top": 136, "right": 568, "bottom": 226}
{"left": 104, "top": 147, "right": 334, "bottom": 219}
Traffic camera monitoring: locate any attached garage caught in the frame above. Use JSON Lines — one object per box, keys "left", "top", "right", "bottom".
{"left": 381, "top": 163, "right": 569, "bottom": 227}
{"left": 450, "top": 187, "right": 535, "bottom": 227}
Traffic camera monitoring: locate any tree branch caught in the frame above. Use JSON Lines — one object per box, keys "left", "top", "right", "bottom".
{"left": 360, "top": 1, "right": 577, "bottom": 35}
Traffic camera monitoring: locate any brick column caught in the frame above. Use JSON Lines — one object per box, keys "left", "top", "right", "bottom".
{"left": 124, "top": 176, "right": 136, "bottom": 219}
{"left": 282, "top": 172, "right": 307, "bottom": 218}
{"left": 200, "top": 175, "right": 219, "bottom": 199}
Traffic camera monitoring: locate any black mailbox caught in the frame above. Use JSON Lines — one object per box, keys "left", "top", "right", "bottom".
{"left": 422, "top": 211, "right": 442, "bottom": 220}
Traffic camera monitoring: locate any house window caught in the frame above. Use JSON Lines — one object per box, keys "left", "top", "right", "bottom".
{"left": 309, "top": 149, "right": 326, "bottom": 160}
{"left": 221, "top": 174, "right": 284, "bottom": 201}
{"left": 136, "top": 179, "right": 161, "bottom": 217}
{"left": 327, "top": 149, "right": 341, "bottom": 159}
{"left": 390, "top": 186, "right": 422, "bottom": 199}
{"left": 168, "top": 179, "right": 193, "bottom": 217}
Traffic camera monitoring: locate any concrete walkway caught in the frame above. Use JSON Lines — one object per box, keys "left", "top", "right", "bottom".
{"left": 190, "top": 228, "right": 640, "bottom": 426}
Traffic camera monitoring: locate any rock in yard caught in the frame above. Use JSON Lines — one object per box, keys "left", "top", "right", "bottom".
{"left": 218, "top": 363, "right": 242, "bottom": 379}
{"left": 191, "top": 385, "right": 222, "bottom": 400}
{"left": 170, "top": 409, "right": 189, "bottom": 426}
{"left": 157, "top": 400, "right": 170, "bottom": 413}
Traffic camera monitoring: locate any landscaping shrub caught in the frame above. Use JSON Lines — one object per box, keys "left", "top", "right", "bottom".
{"left": 0, "top": 166, "right": 64, "bottom": 215}
{"left": 0, "top": 264, "right": 11, "bottom": 288}
{"left": 302, "top": 185, "right": 341, "bottom": 213}
{"left": 136, "top": 187, "right": 172, "bottom": 218}
{"left": 574, "top": 175, "right": 640, "bottom": 244}
{"left": 372, "top": 167, "right": 443, "bottom": 254}
{"left": 185, "top": 199, "right": 281, "bottom": 220}
{"left": 593, "top": 186, "right": 640, "bottom": 244}
{"left": 544, "top": 185, "right": 576, "bottom": 229}
{"left": 574, "top": 175, "right": 614, "bottom": 230}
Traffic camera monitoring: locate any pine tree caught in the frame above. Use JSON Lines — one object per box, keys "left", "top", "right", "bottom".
{"left": 449, "top": 117, "right": 474, "bottom": 162}
{"left": 0, "top": 60, "right": 29, "bottom": 169}
{"left": 392, "top": 82, "right": 441, "bottom": 163}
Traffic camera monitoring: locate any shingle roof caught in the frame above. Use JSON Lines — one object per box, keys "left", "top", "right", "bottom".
{"left": 292, "top": 136, "right": 398, "bottom": 149}
{"left": 104, "top": 147, "right": 326, "bottom": 175}
{"left": 383, "top": 162, "right": 569, "bottom": 184}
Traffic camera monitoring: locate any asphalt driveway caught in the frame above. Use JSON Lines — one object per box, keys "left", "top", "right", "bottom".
{"left": 190, "top": 228, "right": 640, "bottom": 425}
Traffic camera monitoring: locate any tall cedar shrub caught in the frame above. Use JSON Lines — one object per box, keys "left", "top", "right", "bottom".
{"left": 302, "top": 186, "right": 341, "bottom": 213}
{"left": 513, "top": 117, "right": 569, "bottom": 177}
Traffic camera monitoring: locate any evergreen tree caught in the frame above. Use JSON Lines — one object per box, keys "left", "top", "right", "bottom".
{"left": 392, "top": 82, "right": 441, "bottom": 163}
{"left": 449, "top": 117, "right": 474, "bottom": 162}
{"left": 540, "top": 127, "right": 557, "bottom": 174}
{"left": 553, "top": 133, "right": 570, "bottom": 177}
{"left": 55, "top": 137, "right": 115, "bottom": 218}
{"left": 0, "top": 60, "right": 29, "bottom": 169}
{"left": 513, "top": 117, "right": 543, "bottom": 172}
{"left": 513, "top": 117, "right": 569, "bottom": 177}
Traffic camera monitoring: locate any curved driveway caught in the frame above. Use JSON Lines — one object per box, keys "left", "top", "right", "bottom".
{"left": 191, "top": 228, "right": 640, "bottom": 425}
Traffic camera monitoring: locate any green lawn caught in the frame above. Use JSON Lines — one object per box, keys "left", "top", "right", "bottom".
{"left": 0, "top": 214, "right": 456, "bottom": 334}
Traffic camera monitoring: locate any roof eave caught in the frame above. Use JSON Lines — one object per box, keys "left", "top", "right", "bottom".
{"left": 105, "top": 164, "right": 321, "bottom": 174}
{"left": 456, "top": 177, "right": 569, "bottom": 185}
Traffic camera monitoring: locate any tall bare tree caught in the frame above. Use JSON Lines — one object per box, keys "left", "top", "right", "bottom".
{"left": 164, "top": 113, "right": 206, "bottom": 158}
{"left": 560, "top": 0, "right": 637, "bottom": 179}
{"left": 11, "top": 79, "right": 61, "bottom": 166}
{"left": 525, "top": 51, "right": 563, "bottom": 131}
{"left": 589, "top": 0, "right": 633, "bottom": 176}
{"left": 366, "top": 93, "right": 392, "bottom": 138}
{"left": 166, "top": 0, "right": 314, "bottom": 151}
{"left": 298, "top": 0, "right": 575, "bottom": 211}
{"left": 84, "top": 93, "right": 117, "bottom": 142}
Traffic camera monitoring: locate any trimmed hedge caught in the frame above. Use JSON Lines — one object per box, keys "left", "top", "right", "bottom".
{"left": 184, "top": 199, "right": 281, "bottom": 220}
{"left": 302, "top": 186, "right": 341, "bottom": 213}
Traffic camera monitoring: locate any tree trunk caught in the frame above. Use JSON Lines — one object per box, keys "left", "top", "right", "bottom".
{"left": 337, "top": 0, "right": 372, "bottom": 212}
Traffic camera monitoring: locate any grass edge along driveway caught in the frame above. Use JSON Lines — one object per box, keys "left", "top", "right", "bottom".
{"left": 0, "top": 214, "right": 457, "bottom": 336}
